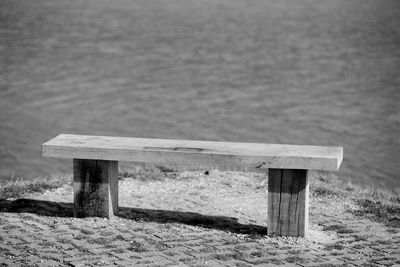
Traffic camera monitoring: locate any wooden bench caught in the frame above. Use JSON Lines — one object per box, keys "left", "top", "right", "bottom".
{"left": 42, "top": 134, "right": 343, "bottom": 237}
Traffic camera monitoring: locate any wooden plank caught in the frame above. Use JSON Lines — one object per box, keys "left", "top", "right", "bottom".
{"left": 42, "top": 134, "right": 343, "bottom": 171}
{"left": 73, "top": 159, "right": 118, "bottom": 218}
{"left": 107, "top": 159, "right": 118, "bottom": 214}
{"left": 295, "top": 170, "right": 309, "bottom": 237}
{"left": 267, "top": 169, "right": 282, "bottom": 236}
{"left": 268, "top": 169, "right": 309, "bottom": 237}
{"left": 279, "top": 169, "right": 295, "bottom": 235}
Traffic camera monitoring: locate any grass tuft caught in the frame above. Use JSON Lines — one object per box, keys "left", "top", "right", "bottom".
{"left": 351, "top": 199, "right": 400, "bottom": 228}
{"left": 310, "top": 171, "right": 400, "bottom": 227}
{"left": 0, "top": 177, "right": 64, "bottom": 199}
{"left": 118, "top": 166, "right": 181, "bottom": 181}
{"left": 312, "top": 187, "right": 338, "bottom": 197}
{"left": 322, "top": 224, "right": 355, "bottom": 234}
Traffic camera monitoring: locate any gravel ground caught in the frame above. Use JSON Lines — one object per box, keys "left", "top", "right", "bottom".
{"left": 0, "top": 171, "right": 399, "bottom": 266}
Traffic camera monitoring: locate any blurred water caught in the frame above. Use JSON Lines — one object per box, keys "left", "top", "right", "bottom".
{"left": 0, "top": 0, "right": 399, "bottom": 190}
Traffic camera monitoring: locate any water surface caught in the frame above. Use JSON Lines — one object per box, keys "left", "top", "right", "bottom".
{"left": 1, "top": 0, "right": 399, "bottom": 190}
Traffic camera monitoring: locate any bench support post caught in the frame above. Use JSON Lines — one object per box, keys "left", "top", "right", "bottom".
{"left": 73, "top": 159, "right": 118, "bottom": 218}
{"left": 268, "top": 169, "right": 309, "bottom": 237}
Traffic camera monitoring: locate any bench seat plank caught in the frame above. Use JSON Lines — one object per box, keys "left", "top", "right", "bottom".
{"left": 42, "top": 134, "right": 343, "bottom": 171}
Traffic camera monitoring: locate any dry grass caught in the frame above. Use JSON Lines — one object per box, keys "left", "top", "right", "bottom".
{"left": 118, "top": 165, "right": 185, "bottom": 181}
{"left": 352, "top": 199, "right": 400, "bottom": 228}
{"left": 1, "top": 167, "right": 399, "bottom": 228}
{"left": 310, "top": 171, "right": 400, "bottom": 228}
{"left": 0, "top": 175, "right": 68, "bottom": 199}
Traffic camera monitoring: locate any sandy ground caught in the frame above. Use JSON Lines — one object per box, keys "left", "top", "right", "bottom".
{"left": 0, "top": 171, "right": 399, "bottom": 266}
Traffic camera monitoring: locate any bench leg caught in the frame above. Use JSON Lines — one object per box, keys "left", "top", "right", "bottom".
{"left": 73, "top": 159, "right": 118, "bottom": 218}
{"left": 268, "top": 169, "right": 309, "bottom": 237}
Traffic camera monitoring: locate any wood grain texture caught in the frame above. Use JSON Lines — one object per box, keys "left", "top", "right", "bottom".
{"left": 43, "top": 134, "right": 343, "bottom": 171}
{"left": 268, "top": 169, "right": 309, "bottom": 237}
{"left": 73, "top": 159, "right": 118, "bottom": 218}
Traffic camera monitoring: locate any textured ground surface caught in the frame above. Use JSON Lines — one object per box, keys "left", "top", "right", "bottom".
{"left": 0, "top": 171, "right": 399, "bottom": 266}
